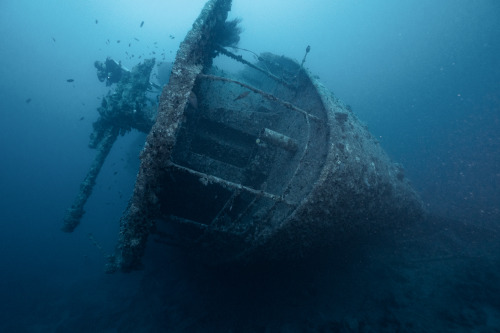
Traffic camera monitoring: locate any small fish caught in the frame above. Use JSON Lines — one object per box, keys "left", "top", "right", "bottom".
{"left": 117, "top": 40, "right": 121, "bottom": 43}
{"left": 140, "top": 21, "right": 144, "bottom": 28}
{"left": 134, "top": 37, "right": 140, "bottom": 41}
{"left": 128, "top": 43, "right": 131, "bottom": 47}
{"left": 113, "top": 171, "right": 118, "bottom": 175}
{"left": 106, "top": 39, "right": 110, "bottom": 45}
{"left": 66, "top": 79, "right": 74, "bottom": 82}
{"left": 95, "top": 19, "right": 98, "bottom": 24}
{"left": 25, "top": 98, "right": 32, "bottom": 103}
{"left": 79, "top": 116, "right": 85, "bottom": 121}
{"left": 233, "top": 91, "right": 250, "bottom": 101}
{"left": 52, "top": 37, "right": 56, "bottom": 42}
{"left": 169, "top": 35, "right": 175, "bottom": 39}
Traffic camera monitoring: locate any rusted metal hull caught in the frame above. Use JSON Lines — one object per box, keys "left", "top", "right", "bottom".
{"left": 109, "top": 0, "right": 423, "bottom": 272}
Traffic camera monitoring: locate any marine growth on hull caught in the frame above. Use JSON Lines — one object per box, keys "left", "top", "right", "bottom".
{"left": 153, "top": 53, "right": 331, "bottom": 263}
{"left": 62, "top": 0, "right": 424, "bottom": 272}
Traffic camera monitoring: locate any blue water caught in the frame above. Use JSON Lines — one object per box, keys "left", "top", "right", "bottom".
{"left": 1, "top": 0, "right": 499, "bottom": 331}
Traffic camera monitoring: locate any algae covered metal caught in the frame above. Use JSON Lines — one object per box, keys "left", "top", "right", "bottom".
{"left": 62, "top": 58, "right": 157, "bottom": 233}
{"left": 62, "top": 0, "right": 423, "bottom": 271}
{"left": 103, "top": 0, "right": 423, "bottom": 272}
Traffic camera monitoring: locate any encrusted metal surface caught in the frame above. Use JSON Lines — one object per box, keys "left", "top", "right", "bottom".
{"left": 108, "top": 0, "right": 424, "bottom": 272}
{"left": 109, "top": 0, "right": 233, "bottom": 271}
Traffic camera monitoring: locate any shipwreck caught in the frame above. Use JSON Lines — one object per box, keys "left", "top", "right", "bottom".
{"left": 63, "top": 0, "right": 424, "bottom": 272}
